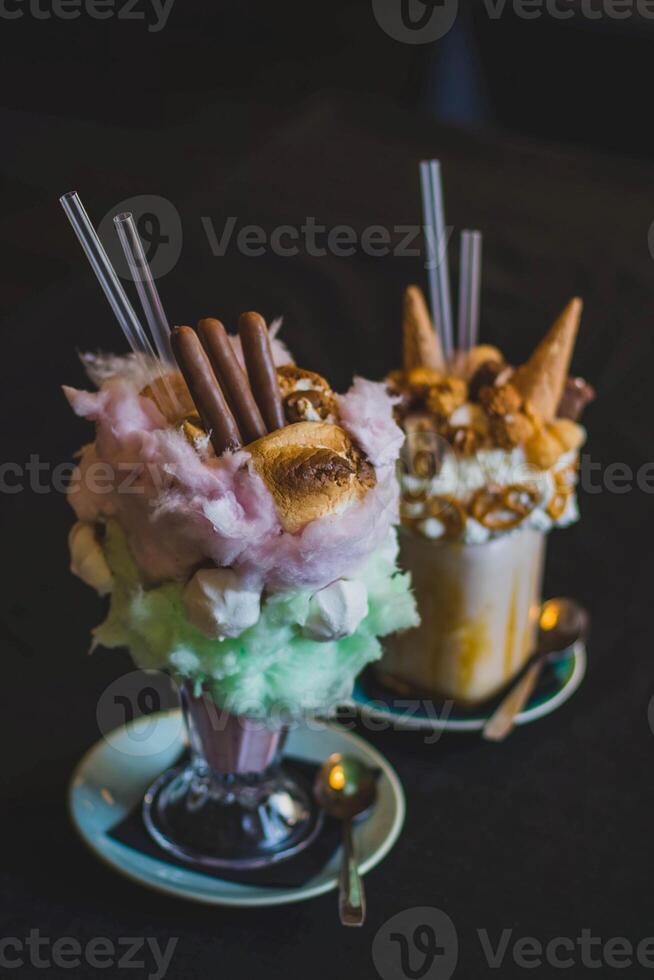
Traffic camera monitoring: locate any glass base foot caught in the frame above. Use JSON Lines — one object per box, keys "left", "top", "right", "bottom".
{"left": 143, "top": 758, "right": 323, "bottom": 872}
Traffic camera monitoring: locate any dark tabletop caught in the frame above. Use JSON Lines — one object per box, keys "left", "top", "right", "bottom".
{"left": 2, "top": 8, "right": 654, "bottom": 978}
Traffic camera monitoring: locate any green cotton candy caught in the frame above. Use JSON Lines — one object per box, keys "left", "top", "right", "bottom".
{"left": 95, "top": 520, "right": 418, "bottom": 719}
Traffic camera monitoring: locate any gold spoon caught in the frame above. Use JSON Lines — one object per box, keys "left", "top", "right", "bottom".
{"left": 483, "top": 597, "right": 589, "bottom": 742}
{"left": 314, "top": 753, "right": 377, "bottom": 927}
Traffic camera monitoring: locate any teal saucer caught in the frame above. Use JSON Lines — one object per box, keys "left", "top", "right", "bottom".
{"left": 352, "top": 641, "right": 586, "bottom": 733}
{"left": 69, "top": 714, "right": 405, "bottom": 907}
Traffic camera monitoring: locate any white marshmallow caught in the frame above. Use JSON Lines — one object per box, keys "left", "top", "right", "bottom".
{"left": 418, "top": 517, "right": 446, "bottom": 541}
{"left": 183, "top": 568, "right": 261, "bottom": 640}
{"left": 68, "top": 522, "right": 113, "bottom": 595}
{"left": 303, "top": 579, "right": 368, "bottom": 642}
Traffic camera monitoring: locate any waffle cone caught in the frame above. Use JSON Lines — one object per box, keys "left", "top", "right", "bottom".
{"left": 402, "top": 285, "right": 445, "bottom": 373}
{"left": 513, "top": 297, "right": 582, "bottom": 419}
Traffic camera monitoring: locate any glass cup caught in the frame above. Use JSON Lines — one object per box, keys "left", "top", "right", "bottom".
{"left": 143, "top": 682, "right": 323, "bottom": 871}
{"left": 378, "top": 528, "right": 545, "bottom": 706}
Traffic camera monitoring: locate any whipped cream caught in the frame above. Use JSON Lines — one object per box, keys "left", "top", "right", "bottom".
{"left": 403, "top": 444, "right": 582, "bottom": 543}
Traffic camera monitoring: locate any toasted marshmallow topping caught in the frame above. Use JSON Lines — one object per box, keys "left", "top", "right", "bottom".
{"left": 276, "top": 365, "right": 338, "bottom": 424}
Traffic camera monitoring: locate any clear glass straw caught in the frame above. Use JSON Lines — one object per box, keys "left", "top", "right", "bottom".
{"left": 114, "top": 211, "right": 173, "bottom": 364}
{"left": 60, "top": 191, "right": 177, "bottom": 415}
{"left": 457, "top": 232, "right": 470, "bottom": 354}
{"left": 419, "top": 161, "right": 442, "bottom": 356}
{"left": 457, "top": 229, "right": 482, "bottom": 352}
{"left": 60, "top": 191, "right": 156, "bottom": 359}
{"left": 428, "top": 160, "right": 454, "bottom": 363}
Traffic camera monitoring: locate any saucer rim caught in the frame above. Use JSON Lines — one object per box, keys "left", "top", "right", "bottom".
{"left": 351, "top": 641, "right": 587, "bottom": 732}
{"left": 68, "top": 714, "right": 406, "bottom": 907}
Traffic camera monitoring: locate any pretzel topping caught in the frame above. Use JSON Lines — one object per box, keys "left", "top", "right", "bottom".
{"left": 470, "top": 483, "right": 539, "bottom": 530}
{"left": 546, "top": 467, "right": 575, "bottom": 519}
{"left": 423, "top": 495, "right": 468, "bottom": 538}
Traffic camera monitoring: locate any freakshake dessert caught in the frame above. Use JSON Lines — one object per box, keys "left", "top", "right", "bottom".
{"left": 66, "top": 313, "right": 417, "bottom": 720}
{"left": 61, "top": 191, "right": 418, "bottom": 869}
{"left": 379, "top": 286, "right": 594, "bottom": 706}
{"left": 66, "top": 309, "right": 418, "bottom": 867}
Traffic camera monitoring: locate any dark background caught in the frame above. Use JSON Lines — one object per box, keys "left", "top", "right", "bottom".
{"left": 2, "top": 1, "right": 654, "bottom": 978}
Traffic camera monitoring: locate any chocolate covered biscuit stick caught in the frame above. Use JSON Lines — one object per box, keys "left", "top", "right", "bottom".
{"left": 197, "top": 318, "right": 267, "bottom": 444}
{"left": 171, "top": 326, "right": 242, "bottom": 454}
{"left": 238, "top": 312, "right": 285, "bottom": 432}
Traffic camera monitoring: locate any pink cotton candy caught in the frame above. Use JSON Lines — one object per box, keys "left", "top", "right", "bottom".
{"left": 247, "top": 468, "right": 400, "bottom": 591}
{"left": 65, "top": 379, "right": 165, "bottom": 438}
{"left": 337, "top": 377, "right": 404, "bottom": 468}
{"left": 65, "top": 355, "right": 402, "bottom": 591}
{"left": 64, "top": 385, "right": 109, "bottom": 421}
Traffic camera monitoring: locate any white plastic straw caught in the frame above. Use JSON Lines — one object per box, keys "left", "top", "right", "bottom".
{"left": 419, "top": 161, "right": 454, "bottom": 363}
{"left": 457, "top": 230, "right": 482, "bottom": 353}
{"left": 114, "top": 211, "right": 173, "bottom": 364}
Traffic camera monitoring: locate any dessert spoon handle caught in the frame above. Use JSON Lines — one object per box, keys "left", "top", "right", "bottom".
{"left": 483, "top": 659, "right": 544, "bottom": 742}
{"left": 339, "top": 818, "right": 366, "bottom": 927}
